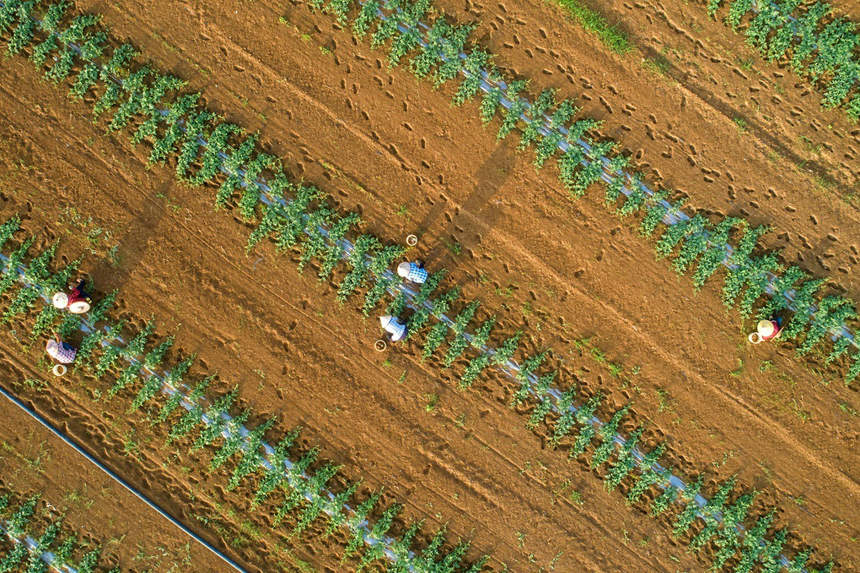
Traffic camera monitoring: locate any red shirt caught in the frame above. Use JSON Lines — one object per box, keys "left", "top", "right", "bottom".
{"left": 68, "top": 286, "right": 87, "bottom": 304}
{"left": 761, "top": 320, "right": 781, "bottom": 341}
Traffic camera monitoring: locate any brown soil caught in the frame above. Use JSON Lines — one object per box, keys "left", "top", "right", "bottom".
{"left": 0, "top": 0, "right": 857, "bottom": 570}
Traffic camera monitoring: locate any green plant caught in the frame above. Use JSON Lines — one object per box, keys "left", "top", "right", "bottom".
{"left": 194, "top": 122, "right": 241, "bottom": 185}
{"left": 511, "top": 350, "right": 548, "bottom": 408}
{"left": 650, "top": 482, "right": 678, "bottom": 516}
{"left": 469, "top": 316, "right": 496, "bottom": 350}
{"left": 166, "top": 403, "right": 203, "bottom": 445}
{"left": 442, "top": 300, "right": 479, "bottom": 366}
{"left": 603, "top": 426, "right": 644, "bottom": 490}
{"left": 492, "top": 331, "right": 522, "bottom": 366}
{"left": 296, "top": 207, "right": 334, "bottom": 272}
{"left": 495, "top": 81, "right": 528, "bottom": 140}
{"left": 52, "top": 537, "right": 78, "bottom": 568}
{"left": 798, "top": 296, "right": 856, "bottom": 355}
{"left": 552, "top": 0, "right": 631, "bottom": 54}
{"left": 689, "top": 477, "right": 740, "bottom": 550}
{"left": 568, "top": 392, "right": 601, "bottom": 458}
{"left": 216, "top": 132, "right": 259, "bottom": 209}
{"left": 337, "top": 234, "right": 379, "bottom": 301}
{"left": 590, "top": 404, "right": 630, "bottom": 468}
{"left": 191, "top": 388, "right": 239, "bottom": 451}
{"left": 671, "top": 475, "right": 704, "bottom": 537}
{"left": 625, "top": 444, "right": 667, "bottom": 504}
{"left": 273, "top": 446, "right": 322, "bottom": 525}
{"left": 0, "top": 544, "right": 28, "bottom": 571}
{"left": 389, "top": 520, "right": 422, "bottom": 566}
{"left": 525, "top": 381, "right": 555, "bottom": 430}
{"left": 128, "top": 375, "right": 162, "bottom": 412}
{"left": 459, "top": 354, "right": 490, "bottom": 389}
{"left": 326, "top": 0, "right": 354, "bottom": 24}
{"left": 75, "top": 326, "right": 109, "bottom": 369}
{"left": 342, "top": 490, "right": 382, "bottom": 558}
{"left": 0, "top": 0, "right": 25, "bottom": 37}
{"left": 638, "top": 189, "right": 672, "bottom": 237}
{"left": 7, "top": 494, "right": 38, "bottom": 537}
{"left": 356, "top": 503, "right": 400, "bottom": 569}
{"left": 156, "top": 376, "right": 207, "bottom": 425}
{"left": 318, "top": 212, "right": 360, "bottom": 281}
{"left": 0, "top": 238, "right": 34, "bottom": 298}
{"left": 76, "top": 548, "right": 103, "bottom": 573}
{"left": 453, "top": 49, "right": 491, "bottom": 106}
{"left": 780, "top": 278, "right": 826, "bottom": 340}
{"left": 361, "top": 244, "right": 404, "bottom": 315}
{"left": 547, "top": 386, "right": 579, "bottom": 446}
{"left": 422, "top": 320, "right": 449, "bottom": 360}
{"left": 321, "top": 480, "right": 361, "bottom": 537}
{"left": 208, "top": 409, "right": 252, "bottom": 470}
{"left": 351, "top": 0, "right": 381, "bottom": 39}
{"left": 6, "top": 2, "right": 37, "bottom": 56}
{"left": 223, "top": 417, "right": 276, "bottom": 490}
{"left": 252, "top": 427, "right": 302, "bottom": 507}
{"left": 108, "top": 362, "right": 143, "bottom": 397}
{"left": 28, "top": 304, "right": 62, "bottom": 341}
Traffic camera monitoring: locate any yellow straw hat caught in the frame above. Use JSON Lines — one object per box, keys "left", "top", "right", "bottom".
{"left": 757, "top": 319, "right": 775, "bottom": 337}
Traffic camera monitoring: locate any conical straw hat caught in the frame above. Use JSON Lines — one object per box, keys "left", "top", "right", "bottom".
{"left": 397, "top": 262, "right": 411, "bottom": 277}
{"left": 52, "top": 292, "right": 68, "bottom": 309}
{"left": 757, "top": 320, "right": 775, "bottom": 337}
{"left": 69, "top": 300, "right": 91, "bottom": 314}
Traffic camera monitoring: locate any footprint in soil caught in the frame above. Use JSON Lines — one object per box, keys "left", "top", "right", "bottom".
{"left": 599, "top": 96, "right": 613, "bottom": 114}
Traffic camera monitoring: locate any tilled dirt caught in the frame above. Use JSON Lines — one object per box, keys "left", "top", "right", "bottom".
{"left": 0, "top": 0, "right": 857, "bottom": 570}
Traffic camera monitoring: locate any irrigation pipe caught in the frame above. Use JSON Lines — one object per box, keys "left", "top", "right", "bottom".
{"left": 0, "top": 384, "right": 247, "bottom": 573}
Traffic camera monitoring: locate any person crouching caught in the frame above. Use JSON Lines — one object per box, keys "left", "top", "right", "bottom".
{"left": 397, "top": 260, "right": 427, "bottom": 285}
{"left": 379, "top": 315, "right": 407, "bottom": 342}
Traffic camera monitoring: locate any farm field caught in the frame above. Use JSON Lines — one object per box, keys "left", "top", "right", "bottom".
{"left": 0, "top": 0, "right": 857, "bottom": 571}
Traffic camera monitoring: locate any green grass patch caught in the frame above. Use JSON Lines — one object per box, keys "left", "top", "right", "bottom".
{"left": 549, "top": 0, "right": 632, "bottom": 55}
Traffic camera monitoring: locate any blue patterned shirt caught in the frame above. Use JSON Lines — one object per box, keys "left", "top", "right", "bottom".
{"left": 405, "top": 263, "right": 428, "bottom": 284}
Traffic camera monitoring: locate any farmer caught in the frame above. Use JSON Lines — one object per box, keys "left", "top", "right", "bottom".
{"left": 749, "top": 317, "right": 783, "bottom": 344}
{"left": 52, "top": 279, "right": 92, "bottom": 314}
{"left": 397, "top": 260, "right": 427, "bottom": 285}
{"left": 379, "top": 315, "right": 407, "bottom": 342}
{"left": 46, "top": 337, "right": 77, "bottom": 364}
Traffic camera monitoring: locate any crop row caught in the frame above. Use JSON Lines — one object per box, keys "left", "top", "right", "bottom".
{"left": 706, "top": 0, "right": 859, "bottom": 120}
{"left": 0, "top": 486, "right": 117, "bottom": 573}
{"left": 0, "top": 216, "right": 488, "bottom": 573}
{"left": 311, "top": 0, "right": 860, "bottom": 384}
{"left": 0, "top": 3, "right": 838, "bottom": 570}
